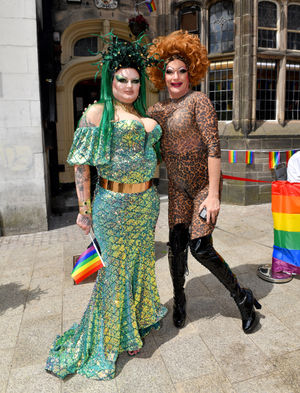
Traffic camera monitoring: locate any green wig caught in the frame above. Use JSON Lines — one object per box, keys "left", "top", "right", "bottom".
{"left": 91, "top": 32, "right": 161, "bottom": 163}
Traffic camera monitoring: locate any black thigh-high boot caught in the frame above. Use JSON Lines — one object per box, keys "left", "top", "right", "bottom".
{"left": 190, "top": 235, "right": 261, "bottom": 334}
{"left": 168, "top": 224, "right": 189, "bottom": 329}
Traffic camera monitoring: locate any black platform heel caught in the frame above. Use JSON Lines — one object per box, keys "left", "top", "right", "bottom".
{"left": 233, "top": 289, "right": 262, "bottom": 334}
{"left": 190, "top": 236, "right": 262, "bottom": 334}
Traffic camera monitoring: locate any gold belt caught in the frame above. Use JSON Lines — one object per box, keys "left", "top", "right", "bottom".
{"left": 99, "top": 177, "right": 153, "bottom": 193}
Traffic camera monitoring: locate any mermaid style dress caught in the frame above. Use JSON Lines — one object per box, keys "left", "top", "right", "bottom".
{"left": 45, "top": 119, "right": 167, "bottom": 380}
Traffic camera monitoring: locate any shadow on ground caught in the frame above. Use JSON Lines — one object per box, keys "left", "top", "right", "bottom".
{"left": 114, "top": 262, "right": 274, "bottom": 376}
{"left": 0, "top": 282, "right": 46, "bottom": 315}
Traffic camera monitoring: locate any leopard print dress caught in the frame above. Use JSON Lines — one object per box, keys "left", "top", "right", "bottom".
{"left": 148, "top": 90, "right": 222, "bottom": 239}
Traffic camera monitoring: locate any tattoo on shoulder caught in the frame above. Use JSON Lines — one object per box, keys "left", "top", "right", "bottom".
{"left": 79, "top": 116, "right": 97, "bottom": 128}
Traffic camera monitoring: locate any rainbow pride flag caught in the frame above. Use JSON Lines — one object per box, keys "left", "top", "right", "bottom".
{"left": 71, "top": 237, "right": 105, "bottom": 284}
{"left": 146, "top": 0, "right": 156, "bottom": 12}
{"left": 245, "top": 151, "right": 254, "bottom": 164}
{"left": 286, "top": 150, "right": 297, "bottom": 163}
{"left": 228, "top": 150, "right": 237, "bottom": 163}
{"left": 271, "top": 181, "right": 300, "bottom": 275}
{"left": 269, "top": 151, "right": 280, "bottom": 169}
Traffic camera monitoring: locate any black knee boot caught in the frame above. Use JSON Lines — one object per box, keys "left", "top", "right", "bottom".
{"left": 190, "top": 235, "right": 261, "bottom": 334}
{"left": 168, "top": 224, "right": 189, "bottom": 329}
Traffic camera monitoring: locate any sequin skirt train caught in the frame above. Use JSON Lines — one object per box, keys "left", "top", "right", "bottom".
{"left": 45, "top": 186, "right": 167, "bottom": 380}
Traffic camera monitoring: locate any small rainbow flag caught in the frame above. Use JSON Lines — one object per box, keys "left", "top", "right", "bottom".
{"left": 271, "top": 181, "right": 300, "bottom": 275}
{"left": 71, "top": 236, "right": 105, "bottom": 284}
{"left": 228, "top": 150, "right": 237, "bottom": 163}
{"left": 286, "top": 150, "right": 297, "bottom": 163}
{"left": 145, "top": 0, "right": 156, "bottom": 12}
{"left": 269, "top": 151, "right": 280, "bottom": 169}
{"left": 245, "top": 151, "right": 254, "bottom": 164}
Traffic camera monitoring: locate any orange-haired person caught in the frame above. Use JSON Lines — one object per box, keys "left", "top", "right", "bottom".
{"left": 147, "top": 30, "right": 261, "bottom": 334}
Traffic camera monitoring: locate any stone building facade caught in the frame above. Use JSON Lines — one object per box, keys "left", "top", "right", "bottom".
{"left": 1, "top": 0, "right": 300, "bottom": 234}
{"left": 51, "top": 0, "right": 300, "bottom": 205}
{"left": 157, "top": 0, "right": 300, "bottom": 204}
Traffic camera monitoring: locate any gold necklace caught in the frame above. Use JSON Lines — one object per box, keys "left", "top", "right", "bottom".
{"left": 114, "top": 100, "right": 139, "bottom": 117}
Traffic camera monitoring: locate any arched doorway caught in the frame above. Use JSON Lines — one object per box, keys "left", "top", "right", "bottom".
{"left": 54, "top": 18, "right": 159, "bottom": 198}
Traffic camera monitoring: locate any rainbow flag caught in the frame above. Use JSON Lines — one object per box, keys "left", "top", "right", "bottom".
{"left": 286, "top": 150, "right": 297, "bottom": 163}
{"left": 146, "top": 0, "right": 156, "bottom": 12}
{"left": 271, "top": 181, "right": 300, "bottom": 275}
{"left": 269, "top": 151, "right": 280, "bottom": 169}
{"left": 245, "top": 151, "right": 254, "bottom": 164}
{"left": 228, "top": 150, "right": 237, "bottom": 163}
{"left": 71, "top": 238, "right": 105, "bottom": 284}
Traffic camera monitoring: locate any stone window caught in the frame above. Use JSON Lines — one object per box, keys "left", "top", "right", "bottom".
{"left": 258, "top": 1, "right": 277, "bottom": 49}
{"left": 287, "top": 4, "right": 300, "bottom": 50}
{"left": 256, "top": 61, "right": 277, "bottom": 120}
{"left": 209, "top": 1, "right": 234, "bottom": 54}
{"left": 256, "top": 2, "right": 300, "bottom": 122}
{"left": 74, "top": 37, "right": 98, "bottom": 57}
{"left": 285, "top": 62, "right": 300, "bottom": 120}
{"left": 209, "top": 61, "right": 233, "bottom": 121}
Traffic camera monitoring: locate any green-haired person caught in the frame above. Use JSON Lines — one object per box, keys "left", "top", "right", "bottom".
{"left": 45, "top": 33, "right": 167, "bottom": 380}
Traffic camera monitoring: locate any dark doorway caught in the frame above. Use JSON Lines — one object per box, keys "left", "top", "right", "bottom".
{"left": 73, "top": 79, "right": 101, "bottom": 203}
{"left": 73, "top": 78, "right": 101, "bottom": 126}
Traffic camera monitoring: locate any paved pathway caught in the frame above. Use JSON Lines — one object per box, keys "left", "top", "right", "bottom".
{"left": 1, "top": 200, "right": 300, "bottom": 393}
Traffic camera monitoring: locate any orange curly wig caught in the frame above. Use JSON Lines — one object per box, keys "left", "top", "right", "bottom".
{"left": 147, "top": 30, "right": 210, "bottom": 90}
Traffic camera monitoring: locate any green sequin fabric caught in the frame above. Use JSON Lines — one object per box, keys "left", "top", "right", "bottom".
{"left": 45, "top": 120, "right": 167, "bottom": 380}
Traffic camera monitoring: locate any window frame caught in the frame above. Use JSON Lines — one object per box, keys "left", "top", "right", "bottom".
{"left": 257, "top": 0, "right": 279, "bottom": 50}
{"left": 208, "top": 0, "right": 235, "bottom": 55}
{"left": 255, "top": 1, "right": 300, "bottom": 125}
{"left": 73, "top": 35, "right": 99, "bottom": 58}
{"left": 287, "top": 3, "right": 300, "bottom": 51}
{"left": 256, "top": 60, "right": 278, "bottom": 121}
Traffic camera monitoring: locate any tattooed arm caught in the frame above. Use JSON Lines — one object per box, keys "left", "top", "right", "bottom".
{"left": 75, "top": 164, "right": 92, "bottom": 235}
{"left": 73, "top": 104, "right": 103, "bottom": 233}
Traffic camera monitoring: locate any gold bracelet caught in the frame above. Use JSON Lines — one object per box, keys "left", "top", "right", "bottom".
{"left": 79, "top": 206, "right": 92, "bottom": 215}
{"left": 78, "top": 199, "right": 91, "bottom": 208}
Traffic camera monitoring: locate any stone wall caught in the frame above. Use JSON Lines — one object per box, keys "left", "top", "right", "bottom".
{"left": 0, "top": 0, "right": 48, "bottom": 235}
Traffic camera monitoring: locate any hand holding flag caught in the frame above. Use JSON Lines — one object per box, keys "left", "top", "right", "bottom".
{"left": 71, "top": 233, "right": 105, "bottom": 284}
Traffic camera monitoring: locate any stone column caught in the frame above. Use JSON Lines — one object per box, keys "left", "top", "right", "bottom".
{"left": 239, "top": 0, "right": 255, "bottom": 135}
{"left": 0, "top": 0, "right": 48, "bottom": 235}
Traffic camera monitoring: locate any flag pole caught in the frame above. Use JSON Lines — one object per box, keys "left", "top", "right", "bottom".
{"left": 89, "top": 230, "right": 106, "bottom": 267}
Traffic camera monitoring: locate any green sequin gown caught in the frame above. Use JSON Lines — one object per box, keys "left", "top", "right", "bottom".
{"left": 45, "top": 119, "right": 167, "bottom": 380}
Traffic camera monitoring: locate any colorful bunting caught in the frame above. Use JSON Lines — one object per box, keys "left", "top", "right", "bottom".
{"left": 286, "top": 150, "right": 297, "bottom": 163}
{"left": 269, "top": 151, "right": 280, "bottom": 169}
{"left": 224, "top": 149, "right": 300, "bottom": 167}
{"left": 228, "top": 150, "right": 237, "bottom": 163}
{"left": 245, "top": 151, "right": 254, "bottom": 164}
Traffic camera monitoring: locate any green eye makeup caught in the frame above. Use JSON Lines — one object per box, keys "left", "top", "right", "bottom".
{"left": 115, "top": 75, "right": 127, "bottom": 83}
{"left": 115, "top": 75, "right": 140, "bottom": 84}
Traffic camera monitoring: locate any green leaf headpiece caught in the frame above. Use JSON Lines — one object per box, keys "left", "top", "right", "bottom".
{"left": 93, "top": 31, "right": 161, "bottom": 76}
